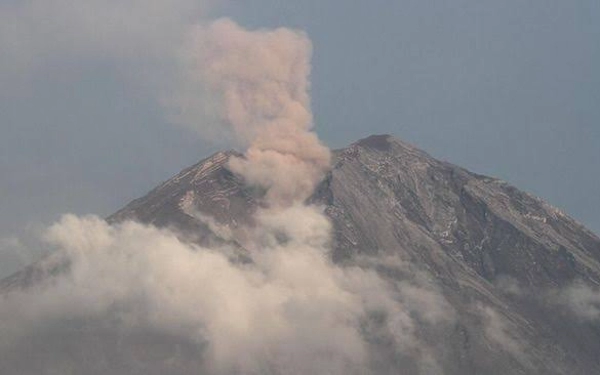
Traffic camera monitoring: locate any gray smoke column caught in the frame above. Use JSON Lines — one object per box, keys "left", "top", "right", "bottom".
{"left": 180, "top": 19, "right": 331, "bottom": 205}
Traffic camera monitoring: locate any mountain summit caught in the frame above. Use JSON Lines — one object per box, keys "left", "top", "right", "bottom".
{"left": 3, "top": 134, "right": 600, "bottom": 374}
{"left": 105, "top": 134, "right": 600, "bottom": 374}
{"left": 111, "top": 134, "right": 600, "bottom": 285}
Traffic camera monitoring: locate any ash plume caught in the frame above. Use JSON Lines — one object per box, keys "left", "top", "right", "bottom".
{"left": 177, "top": 19, "right": 331, "bottom": 206}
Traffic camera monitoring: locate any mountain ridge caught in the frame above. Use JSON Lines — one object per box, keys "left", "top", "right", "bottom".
{"left": 101, "top": 133, "right": 600, "bottom": 373}
{"left": 2, "top": 134, "right": 600, "bottom": 374}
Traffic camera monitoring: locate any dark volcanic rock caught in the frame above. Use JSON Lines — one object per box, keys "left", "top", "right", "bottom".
{"left": 323, "top": 135, "right": 600, "bottom": 287}
{"left": 3, "top": 134, "right": 600, "bottom": 374}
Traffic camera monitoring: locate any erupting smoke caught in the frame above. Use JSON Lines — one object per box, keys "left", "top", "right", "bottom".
{"left": 178, "top": 19, "right": 331, "bottom": 205}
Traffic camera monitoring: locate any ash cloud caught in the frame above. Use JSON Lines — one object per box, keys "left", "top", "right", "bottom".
{"left": 174, "top": 19, "right": 331, "bottom": 206}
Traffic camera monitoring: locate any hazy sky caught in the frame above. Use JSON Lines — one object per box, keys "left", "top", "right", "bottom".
{"left": 0, "top": 0, "right": 598, "bottom": 276}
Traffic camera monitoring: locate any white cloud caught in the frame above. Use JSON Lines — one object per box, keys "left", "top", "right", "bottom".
{"left": 557, "top": 282, "right": 600, "bottom": 321}
{"left": 0, "top": 209, "right": 458, "bottom": 374}
{"left": 0, "top": 214, "right": 381, "bottom": 373}
{"left": 480, "top": 305, "right": 529, "bottom": 366}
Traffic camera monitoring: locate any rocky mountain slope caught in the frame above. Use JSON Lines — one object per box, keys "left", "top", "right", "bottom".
{"left": 2, "top": 134, "right": 600, "bottom": 374}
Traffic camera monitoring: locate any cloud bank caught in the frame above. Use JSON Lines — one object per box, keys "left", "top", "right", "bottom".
{"left": 0, "top": 211, "right": 452, "bottom": 374}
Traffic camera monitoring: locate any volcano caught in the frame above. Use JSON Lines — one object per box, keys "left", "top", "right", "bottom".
{"left": 2, "top": 134, "right": 600, "bottom": 375}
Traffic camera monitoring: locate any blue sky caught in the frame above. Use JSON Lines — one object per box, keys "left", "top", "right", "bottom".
{"left": 0, "top": 0, "right": 598, "bottom": 276}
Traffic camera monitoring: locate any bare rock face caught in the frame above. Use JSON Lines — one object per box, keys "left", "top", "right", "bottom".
{"left": 108, "top": 151, "right": 251, "bottom": 229}
{"left": 311, "top": 135, "right": 600, "bottom": 374}
{"left": 3, "top": 134, "right": 600, "bottom": 374}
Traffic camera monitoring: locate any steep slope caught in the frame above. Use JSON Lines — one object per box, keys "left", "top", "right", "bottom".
{"left": 320, "top": 135, "right": 600, "bottom": 285}
{"left": 3, "top": 134, "right": 600, "bottom": 374}
{"left": 313, "top": 135, "right": 600, "bottom": 374}
{"left": 102, "top": 134, "right": 600, "bottom": 374}
{"left": 108, "top": 150, "right": 253, "bottom": 231}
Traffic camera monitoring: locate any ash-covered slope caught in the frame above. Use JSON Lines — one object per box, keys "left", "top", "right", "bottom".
{"left": 314, "top": 135, "right": 600, "bottom": 374}
{"left": 103, "top": 134, "right": 600, "bottom": 374}
{"left": 319, "top": 135, "right": 600, "bottom": 285}
{"left": 108, "top": 150, "right": 252, "bottom": 231}
{"left": 3, "top": 134, "right": 600, "bottom": 374}
{"left": 109, "top": 134, "right": 600, "bottom": 287}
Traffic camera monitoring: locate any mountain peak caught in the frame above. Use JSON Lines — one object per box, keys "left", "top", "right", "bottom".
{"left": 4, "top": 134, "right": 600, "bottom": 374}
{"left": 353, "top": 133, "right": 417, "bottom": 151}
{"left": 355, "top": 134, "right": 394, "bottom": 151}
{"left": 348, "top": 134, "right": 433, "bottom": 162}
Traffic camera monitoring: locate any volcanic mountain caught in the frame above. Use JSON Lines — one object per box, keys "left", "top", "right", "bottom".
{"left": 2, "top": 134, "right": 600, "bottom": 374}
